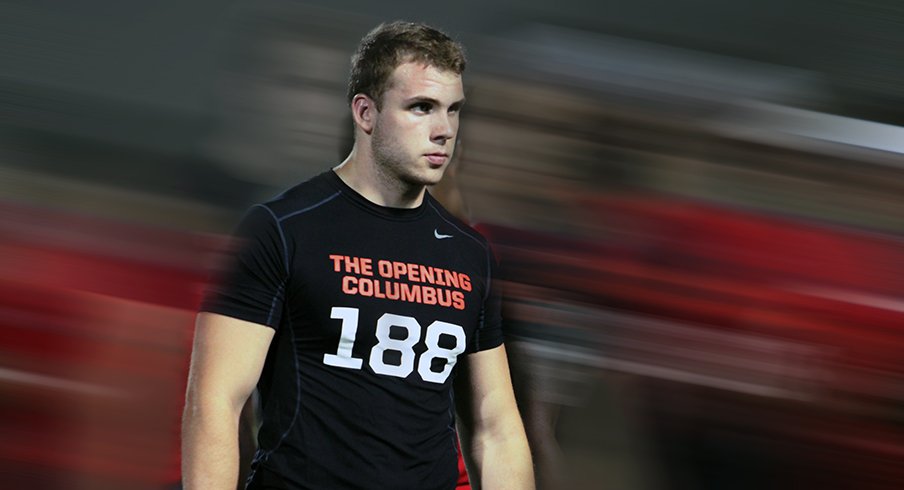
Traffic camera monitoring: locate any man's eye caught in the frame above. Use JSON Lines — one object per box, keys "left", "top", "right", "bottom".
{"left": 411, "top": 103, "right": 432, "bottom": 113}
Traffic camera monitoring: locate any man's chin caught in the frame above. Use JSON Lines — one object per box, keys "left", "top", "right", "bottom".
{"left": 408, "top": 169, "right": 446, "bottom": 187}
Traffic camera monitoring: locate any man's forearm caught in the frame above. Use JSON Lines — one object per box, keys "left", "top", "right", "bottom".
{"left": 182, "top": 398, "right": 244, "bottom": 490}
{"left": 463, "top": 423, "right": 535, "bottom": 490}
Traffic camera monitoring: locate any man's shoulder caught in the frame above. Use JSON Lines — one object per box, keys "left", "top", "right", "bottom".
{"left": 425, "top": 194, "right": 490, "bottom": 252}
{"left": 257, "top": 170, "right": 342, "bottom": 220}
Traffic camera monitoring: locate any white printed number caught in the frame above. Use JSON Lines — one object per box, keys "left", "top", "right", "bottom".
{"left": 322, "top": 307, "right": 363, "bottom": 369}
{"left": 418, "top": 321, "right": 466, "bottom": 384}
{"left": 323, "top": 307, "right": 465, "bottom": 384}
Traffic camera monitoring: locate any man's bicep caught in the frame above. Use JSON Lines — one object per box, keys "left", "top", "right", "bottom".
{"left": 186, "top": 312, "right": 275, "bottom": 410}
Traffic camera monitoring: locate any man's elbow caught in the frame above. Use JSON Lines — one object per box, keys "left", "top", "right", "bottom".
{"left": 182, "top": 388, "right": 246, "bottom": 434}
{"left": 473, "top": 411, "right": 528, "bottom": 446}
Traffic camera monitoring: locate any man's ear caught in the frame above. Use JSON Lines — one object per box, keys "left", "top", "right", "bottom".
{"left": 351, "top": 94, "right": 377, "bottom": 135}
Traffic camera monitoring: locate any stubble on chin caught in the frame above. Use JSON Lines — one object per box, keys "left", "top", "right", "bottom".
{"left": 375, "top": 159, "right": 445, "bottom": 199}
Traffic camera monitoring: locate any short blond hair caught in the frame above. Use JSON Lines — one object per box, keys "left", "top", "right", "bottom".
{"left": 347, "top": 21, "right": 466, "bottom": 108}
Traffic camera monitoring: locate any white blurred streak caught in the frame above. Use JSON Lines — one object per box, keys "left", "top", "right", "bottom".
{"left": 0, "top": 367, "right": 125, "bottom": 398}
{"left": 709, "top": 101, "right": 904, "bottom": 160}
{"left": 791, "top": 285, "right": 904, "bottom": 313}
{"left": 521, "top": 341, "right": 808, "bottom": 400}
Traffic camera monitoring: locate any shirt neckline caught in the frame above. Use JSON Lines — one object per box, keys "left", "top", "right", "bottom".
{"left": 325, "top": 170, "right": 428, "bottom": 221}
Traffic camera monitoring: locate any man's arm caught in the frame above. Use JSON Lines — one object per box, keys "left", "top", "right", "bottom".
{"left": 182, "top": 312, "right": 275, "bottom": 490}
{"left": 455, "top": 344, "right": 534, "bottom": 490}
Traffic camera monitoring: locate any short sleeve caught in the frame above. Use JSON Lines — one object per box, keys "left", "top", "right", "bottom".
{"left": 470, "top": 247, "right": 504, "bottom": 352}
{"left": 200, "top": 204, "right": 288, "bottom": 329}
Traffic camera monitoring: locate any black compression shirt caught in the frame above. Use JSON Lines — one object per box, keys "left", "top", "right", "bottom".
{"left": 201, "top": 170, "right": 503, "bottom": 490}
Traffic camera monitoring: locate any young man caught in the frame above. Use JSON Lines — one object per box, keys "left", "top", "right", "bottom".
{"left": 182, "top": 21, "right": 533, "bottom": 490}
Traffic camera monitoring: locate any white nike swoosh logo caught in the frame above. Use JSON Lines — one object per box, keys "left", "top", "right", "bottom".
{"left": 434, "top": 229, "right": 453, "bottom": 239}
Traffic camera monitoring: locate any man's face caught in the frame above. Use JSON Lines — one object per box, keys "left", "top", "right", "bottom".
{"left": 370, "top": 61, "right": 465, "bottom": 188}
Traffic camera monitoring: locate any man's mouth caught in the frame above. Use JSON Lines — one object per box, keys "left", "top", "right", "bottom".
{"left": 425, "top": 153, "right": 448, "bottom": 165}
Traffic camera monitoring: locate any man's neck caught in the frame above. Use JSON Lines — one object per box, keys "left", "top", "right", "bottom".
{"left": 333, "top": 150, "right": 426, "bottom": 209}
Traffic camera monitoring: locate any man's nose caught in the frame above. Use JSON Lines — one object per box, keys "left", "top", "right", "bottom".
{"left": 431, "top": 114, "right": 455, "bottom": 143}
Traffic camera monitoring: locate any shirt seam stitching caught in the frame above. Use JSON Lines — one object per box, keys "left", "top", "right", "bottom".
{"left": 278, "top": 191, "right": 342, "bottom": 223}
{"left": 252, "top": 203, "right": 290, "bottom": 277}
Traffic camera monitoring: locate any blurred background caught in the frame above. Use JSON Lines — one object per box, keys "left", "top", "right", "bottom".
{"left": 2, "top": 0, "right": 903, "bottom": 488}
